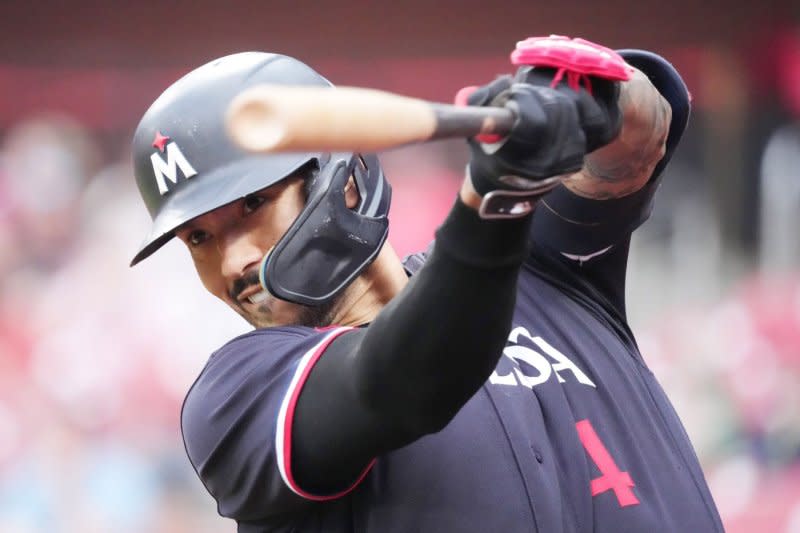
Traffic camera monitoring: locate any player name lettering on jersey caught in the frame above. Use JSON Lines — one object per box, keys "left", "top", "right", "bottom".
{"left": 490, "top": 326, "right": 596, "bottom": 389}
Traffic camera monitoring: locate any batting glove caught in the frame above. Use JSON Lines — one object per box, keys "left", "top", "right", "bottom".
{"left": 465, "top": 72, "right": 621, "bottom": 200}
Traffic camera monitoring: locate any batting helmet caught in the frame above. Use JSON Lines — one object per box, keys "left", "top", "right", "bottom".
{"left": 130, "top": 52, "right": 391, "bottom": 306}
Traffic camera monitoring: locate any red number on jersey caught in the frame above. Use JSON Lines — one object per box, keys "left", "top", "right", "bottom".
{"left": 575, "top": 419, "right": 640, "bottom": 507}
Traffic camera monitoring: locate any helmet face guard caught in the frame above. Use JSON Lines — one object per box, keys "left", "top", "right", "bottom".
{"left": 131, "top": 52, "right": 392, "bottom": 306}
{"left": 261, "top": 153, "right": 390, "bottom": 306}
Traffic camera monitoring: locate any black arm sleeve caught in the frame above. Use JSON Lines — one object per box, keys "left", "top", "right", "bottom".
{"left": 292, "top": 198, "right": 532, "bottom": 494}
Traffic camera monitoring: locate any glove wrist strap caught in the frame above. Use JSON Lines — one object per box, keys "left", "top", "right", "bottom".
{"left": 477, "top": 188, "right": 546, "bottom": 219}
{"left": 468, "top": 165, "right": 562, "bottom": 219}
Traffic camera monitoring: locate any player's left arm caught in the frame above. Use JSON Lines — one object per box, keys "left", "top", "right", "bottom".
{"left": 530, "top": 50, "right": 690, "bottom": 316}
{"left": 562, "top": 67, "right": 672, "bottom": 201}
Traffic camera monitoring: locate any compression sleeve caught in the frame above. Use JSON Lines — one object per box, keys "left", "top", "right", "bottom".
{"left": 290, "top": 197, "right": 532, "bottom": 495}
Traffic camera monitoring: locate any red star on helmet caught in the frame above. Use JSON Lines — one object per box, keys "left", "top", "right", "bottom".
{"left": 152, "top": 131, "right": 170, "bottom": 152}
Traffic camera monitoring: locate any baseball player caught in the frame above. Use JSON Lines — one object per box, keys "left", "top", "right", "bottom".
{"left": 130, "top": 37, "right": 723, "bottom": 532}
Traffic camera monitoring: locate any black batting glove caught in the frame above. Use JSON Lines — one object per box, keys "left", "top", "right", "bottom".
{"left": 466, "top": 71, "right": 621, "bottom": 198}
{"left": 515, "top": 66, "right": 623, "bottom": 153}
{"left": 468, "top": 79, "right": 584, "bottom": 196}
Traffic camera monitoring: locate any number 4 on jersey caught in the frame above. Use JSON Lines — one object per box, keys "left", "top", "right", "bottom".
{"left": 576, "top": 419, "right": 640, "bottom": 507}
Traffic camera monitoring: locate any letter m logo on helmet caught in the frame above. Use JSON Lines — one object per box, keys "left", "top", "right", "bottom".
{"left": 150, "top": 131, "right": 197, "bottom": 195}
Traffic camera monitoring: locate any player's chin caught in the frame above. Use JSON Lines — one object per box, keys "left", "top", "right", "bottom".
{"left": 231, "top": 292, "right": 340, "bottom": 329}
{"left": 234, "top": 296, "right": 303, "bottom": 329}
{"left": 226, "top": 296, "right": 273, "bottom": 329}
{"left": 241, "top": 309, "right": 275, "bottom": 329}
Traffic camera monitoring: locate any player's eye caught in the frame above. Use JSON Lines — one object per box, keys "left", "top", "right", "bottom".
{"left": 243, "top": 194, "right": 266, "bottom": 215}
{"left": 188, "top": 230, "right": 210, "bottom": 247}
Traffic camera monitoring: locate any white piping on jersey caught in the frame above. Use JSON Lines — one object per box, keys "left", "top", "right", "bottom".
{"left": 561, "top": 245, "right": 614, "bottom": 264}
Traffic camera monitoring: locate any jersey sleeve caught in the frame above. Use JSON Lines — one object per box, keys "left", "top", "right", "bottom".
{"left": 180, "top": 325, "right": 367, "bottom": 522}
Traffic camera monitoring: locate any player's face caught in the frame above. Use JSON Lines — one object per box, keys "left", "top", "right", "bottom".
{"left": 175, "top": 177, "right": 334, "bottom": 328}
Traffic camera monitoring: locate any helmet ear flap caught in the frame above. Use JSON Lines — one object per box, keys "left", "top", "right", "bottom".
{"left": 262, "top": 153, "right": 391, "bottom": 306}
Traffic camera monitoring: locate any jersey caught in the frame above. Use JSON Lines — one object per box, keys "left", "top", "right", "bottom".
{"left": 181, "top": 247, "right": 723, "bottom": 532}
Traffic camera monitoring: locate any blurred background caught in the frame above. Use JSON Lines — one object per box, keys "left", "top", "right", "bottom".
{"left": 1, "top": 1, "right": 799, "bottom": 531}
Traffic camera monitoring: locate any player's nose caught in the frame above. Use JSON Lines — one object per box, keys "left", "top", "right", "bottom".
{"left": 218, "top": 229, "right": 265, "bottom": 286}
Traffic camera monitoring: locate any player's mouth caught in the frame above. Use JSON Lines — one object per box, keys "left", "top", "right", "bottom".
{"left": 235, "top": 284, "right": 271, "bottom": 308}
{"left": 231, "top": 268, "right": 270, "bottom": 307}
{"left": 247, "top": 289, "right": 270, "bottom": 305}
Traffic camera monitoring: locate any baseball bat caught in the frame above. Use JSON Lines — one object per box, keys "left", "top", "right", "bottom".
{"left": 226, "top": 85, "right": 515, "bottom": 153}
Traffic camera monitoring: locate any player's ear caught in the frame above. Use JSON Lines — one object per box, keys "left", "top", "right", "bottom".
{"left": 344, "top": 174, "right": 360, "bottom": 209}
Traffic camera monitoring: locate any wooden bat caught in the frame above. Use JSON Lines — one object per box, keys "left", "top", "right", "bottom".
{"left": 225, "top": 85, "right": 515, "bottom": 153}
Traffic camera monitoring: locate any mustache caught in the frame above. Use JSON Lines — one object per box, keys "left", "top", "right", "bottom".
{"left": 229, "top": 269, "right": 263, "bottom": 302}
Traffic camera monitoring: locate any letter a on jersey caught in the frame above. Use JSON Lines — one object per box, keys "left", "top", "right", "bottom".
{"left": 150, "top": 131, "right": 198, "bottom": 195}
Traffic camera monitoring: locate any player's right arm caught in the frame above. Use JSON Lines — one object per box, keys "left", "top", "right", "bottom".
{"left": 290, "top": 78, "right": 620, "bottom": 495}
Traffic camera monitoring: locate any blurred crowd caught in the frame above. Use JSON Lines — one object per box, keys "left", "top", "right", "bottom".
{"left": 0, "top": 115, "right": 245, "bottom": 532}
{"left": 1, "top": 34, "right": 800, "bottom": 532}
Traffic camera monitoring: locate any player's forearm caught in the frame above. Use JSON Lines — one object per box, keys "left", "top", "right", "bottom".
{"left": 562, "top": 67, "right": 672, "bottom": 200}
{"left": 355, "top": 197, "right": 531, "bottom": 433}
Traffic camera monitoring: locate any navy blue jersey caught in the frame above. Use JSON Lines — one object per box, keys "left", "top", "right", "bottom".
{"left": 182, "top": 252, "right": 723, "bottom": 532}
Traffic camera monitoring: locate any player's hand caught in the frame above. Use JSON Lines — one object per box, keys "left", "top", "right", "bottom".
{"left": 465, "top": 72, "right": 621, "bottom": 198}
{"left": 516, "top": 66, "right": 623, "bottom": 153}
